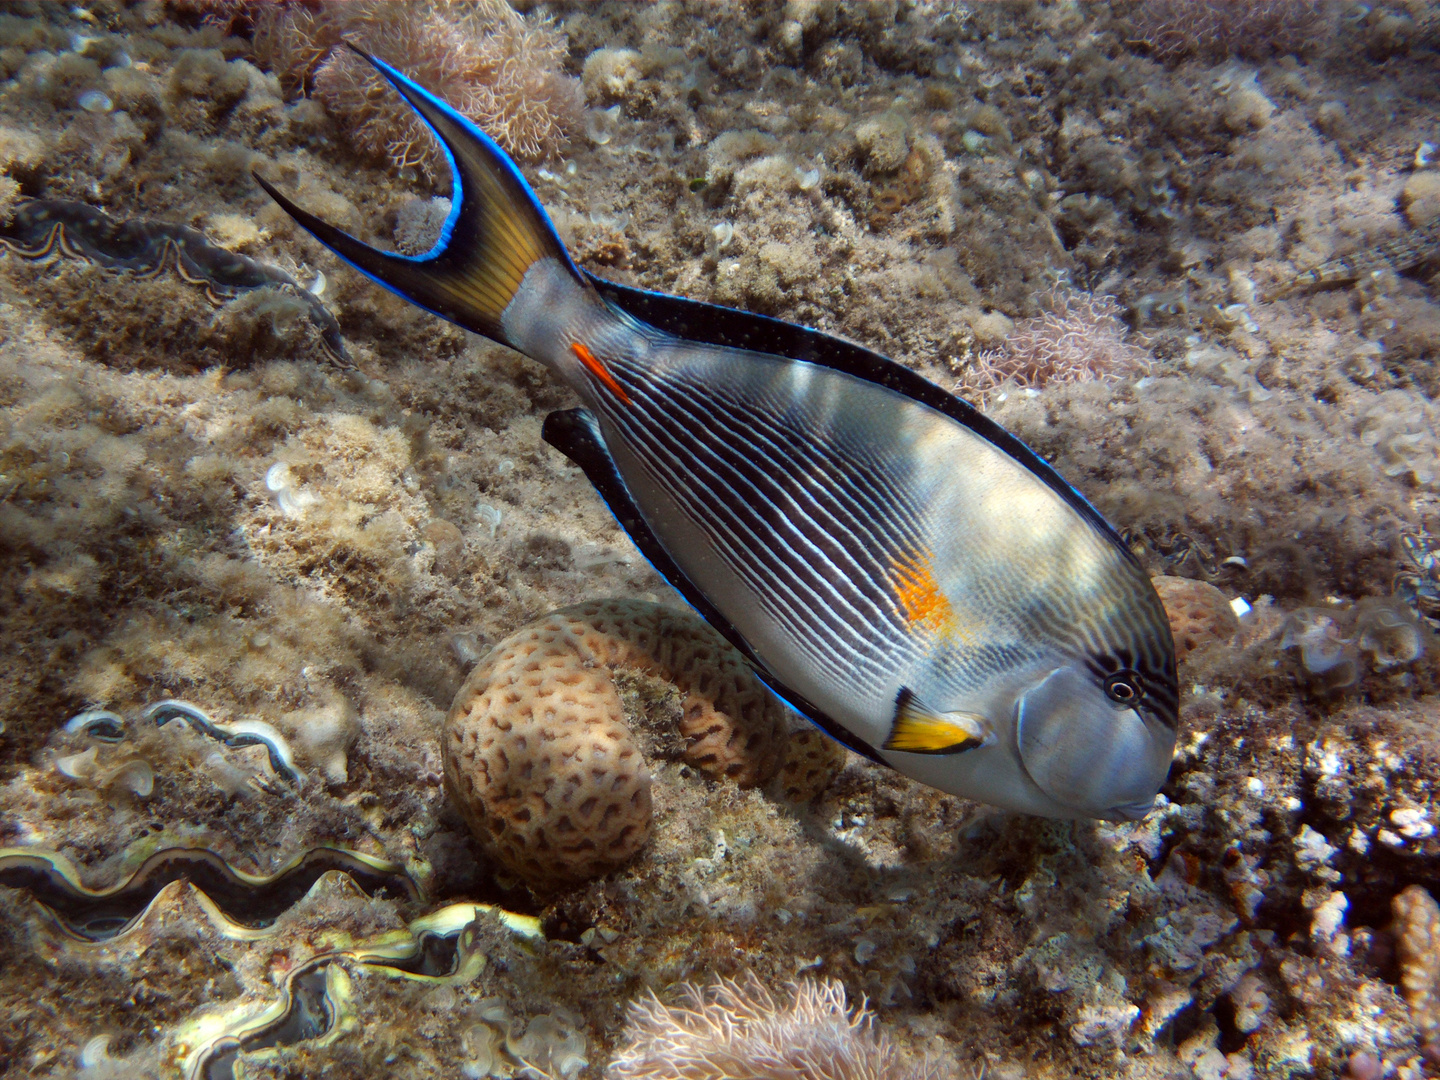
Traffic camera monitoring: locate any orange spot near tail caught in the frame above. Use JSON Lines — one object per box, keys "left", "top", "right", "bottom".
{"left": 571, "top": 342, "right": 632, "bottom": 405}
{"left": 891, "top": 551, "right": 964, "bottom": 641}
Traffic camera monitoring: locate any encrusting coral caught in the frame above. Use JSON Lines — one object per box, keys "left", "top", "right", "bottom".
{"left": 443, "top": 600, "right": 789, "bottom": 893}
{"left": 607, "top": 973, "right": 938, "bottom": 1080}
{"left": 253, "top": 0, "right": 583, "bottom": 178}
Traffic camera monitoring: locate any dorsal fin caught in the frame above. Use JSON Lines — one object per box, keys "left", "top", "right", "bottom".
{"left": 586, "top": 273, "right": 1139, "bottom": 570}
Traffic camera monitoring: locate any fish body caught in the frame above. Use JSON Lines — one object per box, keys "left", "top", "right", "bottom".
{"left": 256, "top": 46, "right": 1178, "bottom": 821}
{"left": 1262, "top": 214, "right": 1440, "bottom": 301}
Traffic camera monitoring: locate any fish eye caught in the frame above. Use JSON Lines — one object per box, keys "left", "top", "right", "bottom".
{"left": 1103, "top": 670, "right": 1142, "bottom": 705}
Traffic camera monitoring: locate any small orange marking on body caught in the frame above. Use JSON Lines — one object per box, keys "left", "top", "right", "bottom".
{"left": 571, "top": 342, "right": 632, "bottom": 405}
{"left": 891, "top": 551, "right": 965, "bottom": 641}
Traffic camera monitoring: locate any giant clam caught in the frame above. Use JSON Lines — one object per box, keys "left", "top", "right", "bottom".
{"left": 2, "top": 840, "right": 544, "bottom": 1078}
{"left": 0, "top": 699, "right": 566, "bottom": 1078}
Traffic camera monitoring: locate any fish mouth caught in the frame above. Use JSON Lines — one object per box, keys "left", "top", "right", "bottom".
{"left": 1101, "top": 796, "right": 1159, "bottom": 822}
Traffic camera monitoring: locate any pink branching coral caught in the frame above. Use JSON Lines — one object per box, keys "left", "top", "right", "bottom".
{"left": 606, "top": 974, "right": 940, "bottom": 1080}
{"left": 253, "top": 0, "right": 583, "bottom": 177}
{"left": 967, "top": 289, "right": 1152, "bottom": 393}
{"left": 1123, "top": 0, "right": 1332, "bottom": 62}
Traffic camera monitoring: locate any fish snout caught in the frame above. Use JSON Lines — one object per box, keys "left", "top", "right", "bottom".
{"left": 1014, "top": 665, "right": 1175, "bottom": 820}
{"left": 1103, "top": 796, "right": 1165, "bottom": 823}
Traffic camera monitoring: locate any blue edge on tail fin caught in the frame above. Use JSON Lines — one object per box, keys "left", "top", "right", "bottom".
{"left": 259, "top": 42, "right": 1143, "bottom": 761}
{"left": 261, "top": 44, "right": 582, "bottom": 308}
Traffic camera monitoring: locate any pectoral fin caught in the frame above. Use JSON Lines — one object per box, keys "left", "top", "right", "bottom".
{"left": 883, "top": 688, "right": 991, "bottom": 754}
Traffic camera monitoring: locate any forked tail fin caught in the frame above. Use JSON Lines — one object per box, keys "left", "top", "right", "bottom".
{"left": 252, "top": 42, "right": 584, "bottom": 346}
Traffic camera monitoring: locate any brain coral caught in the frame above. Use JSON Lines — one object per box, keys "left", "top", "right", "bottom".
{"left": 775, "top": 726, "right": 849, "bottom": 804}
{"left": 1152, "top": 575, "right": 1240, "bottom": 662}
{"left": 443, "top": 600, "right": 789, "bottom": 892}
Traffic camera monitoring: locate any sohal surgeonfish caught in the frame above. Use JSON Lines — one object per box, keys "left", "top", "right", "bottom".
{"left": 255, "top": 45, "right": 1178, "bottom": 822}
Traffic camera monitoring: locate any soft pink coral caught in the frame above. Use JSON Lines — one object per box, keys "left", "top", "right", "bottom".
{"left": 255, "top": 0, "right": 583, "bottom": 178}
{"left": 966, "top": 289, "right": 1152, "bottom": 393}
{"left": 607, "top": 974, "right": 941, "bottom": 1080}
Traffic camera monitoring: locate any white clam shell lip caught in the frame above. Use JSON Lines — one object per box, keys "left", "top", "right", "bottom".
{"left": 142, "top": 699, "right": 304, "bottom": 788}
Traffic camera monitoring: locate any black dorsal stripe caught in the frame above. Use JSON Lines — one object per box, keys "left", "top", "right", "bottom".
{"left": 587, "top": 273, "right": 1140, "bottom": 571}
{"left": 541, "top": 407, "right": 885, "bottom": 764}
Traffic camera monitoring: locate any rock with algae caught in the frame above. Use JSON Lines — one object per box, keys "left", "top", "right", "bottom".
{"left": 1394, "top": 884, "right": 1440, "bottom": 1052}
{"left": 443, "top": 600, "right": 789, "bottom": 893}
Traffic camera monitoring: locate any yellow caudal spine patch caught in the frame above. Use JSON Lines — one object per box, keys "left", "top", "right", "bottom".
{"left": 890, "top": 551, "right": 965, "bottom": 642}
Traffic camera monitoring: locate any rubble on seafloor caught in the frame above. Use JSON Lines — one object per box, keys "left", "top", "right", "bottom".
{"left": 0, "top": 1, "right": 1439, "bottom": 1078}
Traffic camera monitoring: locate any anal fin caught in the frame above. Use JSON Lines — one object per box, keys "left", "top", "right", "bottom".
{"left": 884, "top": 688, "right": 991, "bottom": 755}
